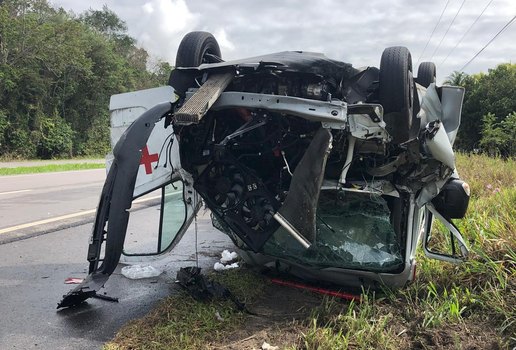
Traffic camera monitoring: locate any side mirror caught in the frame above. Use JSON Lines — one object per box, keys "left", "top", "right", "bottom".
{"left": 423, "top": 204, "right": 469, "bottom": 263}
{"left": 439, "top": 86, "right": 465, "bottom": 146}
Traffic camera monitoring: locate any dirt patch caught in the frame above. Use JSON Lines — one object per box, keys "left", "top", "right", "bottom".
{"left": 410, "top": 322, "right": 505, "bottom": 350}
{"left": 210, "top": 281, "right": 508, "bottom": 350}
{"left": 213, "top": 283, "right": 325, "bottom": 349}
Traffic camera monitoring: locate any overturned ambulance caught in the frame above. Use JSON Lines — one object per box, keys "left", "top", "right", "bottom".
{"left": 59, "top": 31, "right": 470, "bottom": 308}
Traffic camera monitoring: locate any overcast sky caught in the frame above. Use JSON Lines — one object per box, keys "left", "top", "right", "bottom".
{"left": 51, "top": 0, "right": 515, "bottom": 83}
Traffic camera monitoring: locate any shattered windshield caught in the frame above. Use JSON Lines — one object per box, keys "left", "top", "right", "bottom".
{"left": 261, "top": 190, "right": 404, "bottom": 272}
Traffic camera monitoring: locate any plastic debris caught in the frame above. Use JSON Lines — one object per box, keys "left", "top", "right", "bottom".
{"left": 214, "top": 262, "right": 239, "bottom": 271}
{"left": 262, "top": 342, "right": 279, "bottom": 350}
{"left": 214, "top": 250, "right": 239, "bottom": 271}
{"left": 270, "top": 278, "right": 360, "bottom": 302}
{"left": 175, "top": 267, "right": 248, "bottom": 312}
{"left": 220, "top": 249, "right": 238, "bottom": 263}
{"left": 121, "top": 265, "right": 162, "bottom": 279}
{"left": 214, "top": 311, "right": 224, "bottom": 322}
{"left": 64, "top": 277, "right": 84, "bottom": 284}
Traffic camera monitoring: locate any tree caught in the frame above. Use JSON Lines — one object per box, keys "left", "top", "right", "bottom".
{"left": 37, "top": 113, "right": 74, "bottom": 158}
{"left": 480, "top": 112, "right": 516, "bottom": 157}
{"left": 80, "top": 5, "right": 127, "bottom": 36}
{"left": 0, "top": 0, "right": 171, "bottom": 158}
{"left": 448, "top": 64, "right": 516, "bottom": 155}
{"left": 443, "top": 71, "right": 469, "bottom": 86}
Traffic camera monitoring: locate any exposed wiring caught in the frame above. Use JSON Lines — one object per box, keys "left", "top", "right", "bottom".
{"left": 194, "top": 212, "right": 199, "bottom": 268}
{"left": 281, "top": 150, "right": 293, "bottom": 176}
{"left": 167, "top": 135, "right": 175, "bottom": 169}
{"left": 154, "top": 132, "right": 175, "bottom": 169}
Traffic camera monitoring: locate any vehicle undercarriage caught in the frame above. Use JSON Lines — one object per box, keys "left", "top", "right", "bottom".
{"left": 58, "top": 32, "right": 470, "bottom": 308}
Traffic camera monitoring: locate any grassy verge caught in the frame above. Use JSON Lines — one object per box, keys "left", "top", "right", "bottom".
{"left": 104, "top": 270, "right": 266, "bottom": 350}
{"left": 0, "top": 162, "right": 105, "bottom": 175}
{"left": 105, "top": 153, "right": 515, "bottom": 349}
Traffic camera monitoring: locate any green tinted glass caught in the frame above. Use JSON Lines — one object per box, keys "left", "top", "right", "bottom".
{"left": 159, "top": 182, "right": 186, "bottom": 251}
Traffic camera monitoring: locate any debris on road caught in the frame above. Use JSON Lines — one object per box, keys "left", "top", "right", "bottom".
{"left": 270, "top": 278, "right": 361, "bottom": 301}
{"left": 220, "top": 249, "right": 238, "bottom": 263}
{"left": 214, "top": 262, "right": 239, "bottom": 271}
{"left": 64, "top": 277, "right": 84, "bottom": 284}
{"left": 214, "top": 250, "right": 239, "bottom": 270}
{"left": 176, "top": 267, "right": 247, "bottom": 311}
{"left": 92, "top": 293, "right": 119, "bottom": 303}
{"left": 121, "top": 265, "right": 162, "bottom": 279}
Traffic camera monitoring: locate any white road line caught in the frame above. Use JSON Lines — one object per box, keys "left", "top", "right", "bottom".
{"left": 0, "top": 195, "right": 162, "bottom": 235}
{"left": 0, "top": 189, "right": 32, "bottom": 196}
{"left": 2, "top": 168, "right": 106, "bottom": 178}
{"left": 0, "top": 209, "right": 97, "bottom": 235}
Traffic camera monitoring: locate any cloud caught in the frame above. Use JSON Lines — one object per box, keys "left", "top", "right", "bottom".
{"left": 213, "top": 28, "right": 235, "bottom": 53}
{"left": 52, "top": 0, "right": 516, "bottom": 82}
{"left": 142, "top": 2, "right": 154, "bottom": 14}
{"left": 131, "top": 0, "right": 200, "bottom": 63}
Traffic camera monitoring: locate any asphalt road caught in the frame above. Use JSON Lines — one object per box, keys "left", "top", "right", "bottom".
{"left": 0, "top": 169, "right": 107, "bottom": 242}
{"left": 0, "top": 171, "right": 234, "bottom": 349}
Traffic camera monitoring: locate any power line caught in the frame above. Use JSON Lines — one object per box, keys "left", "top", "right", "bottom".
{"left": 416, "top": 0, "right": 451, "bottom": 67}
{"left": 459, "top": 14, "right": 516, "bottom": 71}
{"left": 441, "top": 0, "right": 494, "bottom": 65}
{"left": 430, "top": 0, "right": 467, "bottom": 61}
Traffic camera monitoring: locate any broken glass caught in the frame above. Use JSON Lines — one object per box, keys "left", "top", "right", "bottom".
{"left": 262, "top": 190, "right": 404, "bottom": 272}
{"left": 160, "top": 182, "right": 187, "bottom": 251}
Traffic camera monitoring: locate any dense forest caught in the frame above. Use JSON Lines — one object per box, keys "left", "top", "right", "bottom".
{"left": 0, "top": 0, "right": 170, "bottom": 158}
{"left": 0, "top": 0, "right": 514, "bottom": 159}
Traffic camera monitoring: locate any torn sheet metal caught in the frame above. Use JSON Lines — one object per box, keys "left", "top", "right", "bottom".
{"left": 277, "top": 128, "right": 332, "bottom": 243}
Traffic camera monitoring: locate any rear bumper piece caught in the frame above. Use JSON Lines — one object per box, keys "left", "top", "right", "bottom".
{"left": 58, "top": 102, "right": 172, "bottom": 309}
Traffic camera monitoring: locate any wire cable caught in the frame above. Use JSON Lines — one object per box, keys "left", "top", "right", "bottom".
{"left": 430, "top": 0, "right": 468, "bottom": 61}
{"left": 194, "top": 212, "right": 199, "bottom": 268}
{"left": 416, "top": 0, "right": 452, "bottom": 67}
{"left": 440, "top": 0, "right": 494, "bottom": 65}
{"left": 459, "top": 14, "right": 516, "bottom": 71}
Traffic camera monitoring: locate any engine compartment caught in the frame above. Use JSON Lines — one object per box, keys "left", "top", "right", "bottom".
{"left": 177, "top": 99, "right": 408, "bottom": 253}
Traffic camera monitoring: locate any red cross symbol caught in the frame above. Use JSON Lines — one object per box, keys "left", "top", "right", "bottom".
{"left": 139, "top": 145, "right": 159, "bottom": 174}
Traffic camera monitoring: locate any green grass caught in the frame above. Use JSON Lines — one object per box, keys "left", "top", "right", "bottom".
{"left": 294, "top": 295, "right": 401, "bottom": 350}
{"left": 104, "top": 295, "right": 243, "bottom": 350}
{"left": 104, "top": 153, "right": 515, "bottom": 349}
{"left": 104, "top": 269, "right": 265, "bottom": 350}
{"left": 0, "top": 162, "right": 105, "bottom": 175}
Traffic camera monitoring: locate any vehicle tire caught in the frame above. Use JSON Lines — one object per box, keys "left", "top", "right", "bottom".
{"left": 379, "top": 46, "right": 415, "bottom": 144}
{"left": 175, "top": 31, "right": 221, "bottom": 67}
{"left": 417, "top": 62, "right": 436, "bottom": 88}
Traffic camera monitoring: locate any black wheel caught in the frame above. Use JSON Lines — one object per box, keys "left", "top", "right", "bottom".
{"left": 417, "top": 62, "right": 436, "bottom": 88}
{"left": 175, "top": 31, "right": 221, "bottom": 67}
{"left": 379, "top": 46, "right": 415, "bottom": 144}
